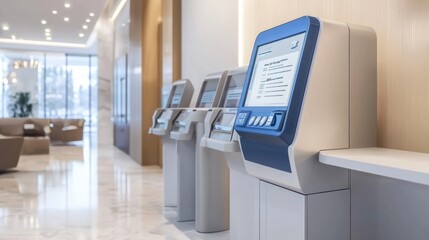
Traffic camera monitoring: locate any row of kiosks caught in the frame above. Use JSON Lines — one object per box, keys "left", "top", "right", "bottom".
{"left": 170, "top": 72, "right": 229, "bottom": 232}
{"left": 149, "top": 79, "right": 194, "bottom": 207}
{"left": 200, "top": 67, "right": 260, "bottom": 239}
{"left": 150, "top": 69, "right": 251, "bottom": 234}
{"left": 150, "top": 14, "right": 376, "bottom": 240}
{"left": 234, "top": 16, "right": 377, "bottom": 240}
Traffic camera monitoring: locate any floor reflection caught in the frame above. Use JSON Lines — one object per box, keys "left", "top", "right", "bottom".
{"left": 0, "top": 134, "right": 230, "bottom": 239}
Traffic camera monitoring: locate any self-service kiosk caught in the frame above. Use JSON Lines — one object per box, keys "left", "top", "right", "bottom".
{"left": 148, "top": 79, "right": 194, "bottom": 207}
{"left": 200, "top": 67, "right": 260, "bottom": 240}
{"left": 170, "top": 71, "right": 228, "bottom": 232}
{"left": 235, "top": 16, "right": 377, "bottom": 240}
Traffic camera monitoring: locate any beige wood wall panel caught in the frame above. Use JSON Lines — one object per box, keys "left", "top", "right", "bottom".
{"left": 141, "top": 0, "right": 162, "bottom": 165}
{"left": 241, "top": 0, "right": 429, "bottom": 153}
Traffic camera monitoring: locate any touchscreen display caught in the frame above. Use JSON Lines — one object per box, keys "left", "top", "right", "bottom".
{"left": 168, "top": 85, "right": 184, "bottom": 108}
{"left": 197, "top": 78, "right": 219, "bottom": 108}
{"left": 244, "top": 33, "right": 305, "bottom": 107}
{"left": 221, "top": 72, "right": 246, "bottom": 108}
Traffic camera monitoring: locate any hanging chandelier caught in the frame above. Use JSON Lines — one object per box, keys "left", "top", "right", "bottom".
{"left": 13, "top": 59, "right": 39, "bottom": 69}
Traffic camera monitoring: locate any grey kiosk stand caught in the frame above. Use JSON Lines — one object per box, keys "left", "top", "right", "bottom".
{"left": 200, "top": 66, "right": 260, "bottom": 239}
{"left": 170, "top": 71, "right": 228, "bottom": 232}
{"left": 148, "top": 79, "right": 194, "bottom": 207}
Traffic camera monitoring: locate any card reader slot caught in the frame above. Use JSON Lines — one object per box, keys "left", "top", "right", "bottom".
{"left": 213, "top": 124, "right": 233, "bottom": 133}
{"left": 157, "top": 118, "right": 167, "bottom": 124}
{"left": 175, "top": 121, "right": 187, "bottom": 127}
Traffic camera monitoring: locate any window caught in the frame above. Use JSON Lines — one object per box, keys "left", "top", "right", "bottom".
{"left": 0, "top": 50, "right": 98, "bottom": 132}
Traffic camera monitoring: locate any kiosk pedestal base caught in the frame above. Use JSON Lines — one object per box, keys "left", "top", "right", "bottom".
{"left": 195, "top": 123, "right": 230, "bottom": 233}
{"left": 162, "top": 136, "right": 178, "bottom": 207}
{"left": 260, "top": 182, "right": 350, "bottom": 240}
{"left": 177, "top": 136, "right": 196, "bottom": 222}
{"left": 226, "top": 152, "right": 260, "bottom": 240}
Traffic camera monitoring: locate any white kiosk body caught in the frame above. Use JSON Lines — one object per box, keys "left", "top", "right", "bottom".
{"left": 201, "top": 67, "right": 260, "bottom": 240}
{"left": 148, "top": 79, "right": 194, "bottom": 207}
{"left": 235, "top": 16, "right": 377, "bottom": 240}
{"left": 170, "top": 72, "right": 228, "bottom": 231}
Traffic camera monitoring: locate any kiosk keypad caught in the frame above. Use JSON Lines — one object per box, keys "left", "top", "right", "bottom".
{"left": 253, "top": 116, "right": 262, "bottom": 126}
{"left": 237, "top": 111, "right": 285, "bottom": 131}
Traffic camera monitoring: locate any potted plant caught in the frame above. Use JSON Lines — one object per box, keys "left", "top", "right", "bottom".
{"left": 9, "top": 92, "right": 33, "bottom": 118}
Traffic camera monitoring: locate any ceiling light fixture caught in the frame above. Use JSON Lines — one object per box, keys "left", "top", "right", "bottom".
{"left": 2, "top": 25, "right": 9, "bottom": 31}
{"left": 11, "top": 35, "right": 15, "bottom": 40}
{"left": 46, "top": 37, "right": 52, "bottom": 41}
{"left": 89, "top": 12, "right": 95, "bottom": 17}
{"left": 41, "top": 20, "right": 47, "bottom": 24}
{"left": 45, "top": 32, "right": 51, "bottom": 36}
{"left": 82, "top": 25, "right": 88, "bottom": 29}
{"left": 64, "top": 3, "right": 71, "bottom": 8}
{"left": 45, "top": 28, "right": 51, "bottom": 33}
{"left": 85, "top": 19, "right": 91, "bottom": 23}
{"left": 64, "top": 17, "right": 70, "bottom": 22}
{"left": 0, "top": 38, "right": 87, "bottom": 48}
{"left": 52, "top": 10, "right": 58, "bottom": 14}
{"left": 79, "top": 33, "right": 84, "bottom": 38}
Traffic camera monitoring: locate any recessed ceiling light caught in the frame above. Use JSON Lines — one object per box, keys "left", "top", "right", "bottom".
{"left": 46, "top": 36, "right": 52, "bottom": 41}
{"left": 41, "top": 20, "right": 47, "bottom": 24}
{"left": 64, "top": 17, "right": 70, "bottom": 22}
{"left": 82, "top": 25, "right": 88, "bottom": 29}
{"left": 85, "top": 19, "right": 91, "bottom": 23}
{"left": 64, "top": 3, "right": 71, "bottom": 8}
{"left": 89, "top": 12, "right": 95, "bottom": 17}
{"left": 11, "top": 35, "right": 16, "bottom": 40}
{"left": 2, "top": 25, "right": 9, "bottom": 31}
{"left": 52, "top": 10, "right": 58, "bottom": 14}
{"left": 45, "top": 32, "right": 51, "bottom": 36}
{"left": 79, "top": 33, "right": 84, "bottom": 38}
{"left": 121, "top": 23, "right": 126, "bottom": 27}
{"left": 45, "top": 28, "right": 51, "bottom": 33}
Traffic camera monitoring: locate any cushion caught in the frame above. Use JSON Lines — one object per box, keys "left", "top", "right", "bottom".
{"left": 63, "top": 125, "right": 79, "bottom": 131}
{"left": 23, "top": 120, "right": 48, "bottom": 137}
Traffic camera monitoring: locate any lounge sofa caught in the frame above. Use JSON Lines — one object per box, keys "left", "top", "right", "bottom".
{"left": 0, "top": 118, "right": 51, "bottom": 155}
{"left": 50, "top": 119, "right": 85, "bottom": 142}
{"left": 0, "top": 135, "right": 24, "bottom": 169}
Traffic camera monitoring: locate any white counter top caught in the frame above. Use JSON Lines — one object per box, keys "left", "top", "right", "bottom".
{"left": 319, "top": 147, "right": 429, "bottom": 186}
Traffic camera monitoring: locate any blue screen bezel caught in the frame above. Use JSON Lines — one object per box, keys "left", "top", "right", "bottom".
{"left": 235, "top": 16, "right": 320, "bottom": 143}
{"left": 234, "top": 16, "right": 320, "bottom": 172}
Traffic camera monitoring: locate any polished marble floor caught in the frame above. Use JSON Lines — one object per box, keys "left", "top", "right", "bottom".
{"left": 0, "top": 136, "right": 230, "bottom": 239}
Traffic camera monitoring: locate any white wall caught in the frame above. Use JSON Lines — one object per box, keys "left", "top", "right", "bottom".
{"left": 97, "top": 15, "right": 114, "bottom": 146}
{"left": 182, "top": 0, "right": 239, "bottom": 105}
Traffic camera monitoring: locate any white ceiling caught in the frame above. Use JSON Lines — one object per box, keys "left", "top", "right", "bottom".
{"left": 0, "top": 0, "right": 109, "bottom": 51}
